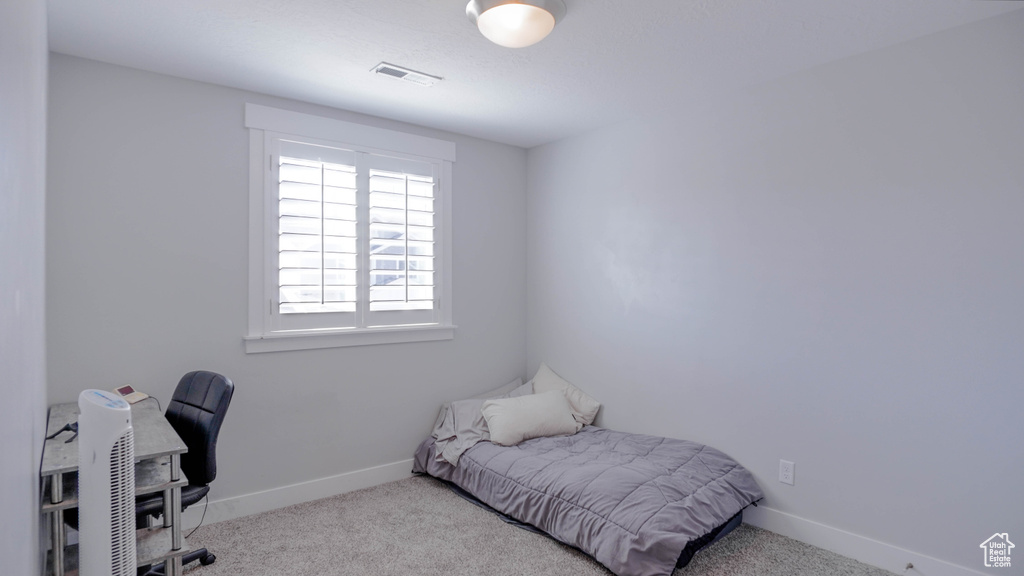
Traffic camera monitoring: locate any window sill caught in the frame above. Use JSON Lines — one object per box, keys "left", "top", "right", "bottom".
{"left": 243, "top": 324, "right": 456, "bottom": 353}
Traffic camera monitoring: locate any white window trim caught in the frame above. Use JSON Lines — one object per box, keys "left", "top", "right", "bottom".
{"left": 244, "top": 104, "right": 455, "bottom": 353}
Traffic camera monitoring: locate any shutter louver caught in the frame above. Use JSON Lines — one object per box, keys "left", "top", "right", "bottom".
{"left": 368, "top": 169, "right": 435, "bottom": 312}
{"left": 278, "top": 156, "right": 358, "bottom": 314}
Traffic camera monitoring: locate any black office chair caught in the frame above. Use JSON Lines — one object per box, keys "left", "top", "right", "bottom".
{"left": 66, "top": 371, "right": 234, "bottom": 575}
{"left": 137, "top": 370, "right": 234, "bottom": 575}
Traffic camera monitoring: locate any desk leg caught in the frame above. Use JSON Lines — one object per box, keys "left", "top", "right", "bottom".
{"left": 167, "top": 455, "right": 183, "bottom": 576}
{"left": 170, "top": 486, "right": 182, "bottom": 547}
{"left": 49, "top": 474, "right": 65, "bottom": 576}
{"left": 167, "top": 556, "right": 183, "bottom": 576}
{"left": 168, "top": 455, "right": 181, "bottom": 545}
{"left": 163, "top": 484, "right": 173, "bottom": 529}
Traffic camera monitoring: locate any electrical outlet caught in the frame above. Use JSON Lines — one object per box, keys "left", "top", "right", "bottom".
{"left": 779, "top": 459, "right": 795, "bottom": 485}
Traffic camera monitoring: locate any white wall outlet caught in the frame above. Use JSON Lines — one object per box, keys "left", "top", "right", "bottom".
{"left": 779, "top": 459, "right": 795, "bottom": 485}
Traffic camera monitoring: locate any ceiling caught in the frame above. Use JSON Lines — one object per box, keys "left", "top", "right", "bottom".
{"left": 47, "top": 0, "right": 1022, "bottom": 148}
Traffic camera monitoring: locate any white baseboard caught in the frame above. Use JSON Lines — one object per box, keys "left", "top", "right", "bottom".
{"left": 182, "top": 458, "right": 414, "bottom": 528}
{"left": 743, "top": 505, "right": 987, "bottom": 576}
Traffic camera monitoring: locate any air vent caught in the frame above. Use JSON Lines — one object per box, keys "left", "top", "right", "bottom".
{"left": 371, "top": 62, "right": 442, "bottom": 87}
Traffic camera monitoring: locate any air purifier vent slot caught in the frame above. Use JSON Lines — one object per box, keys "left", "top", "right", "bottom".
{"left": 109, "top": 430, "right": 136, "bottom": 575}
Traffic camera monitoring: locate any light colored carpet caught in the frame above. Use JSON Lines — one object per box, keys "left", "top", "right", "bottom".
{"left": 183, "top": 476, "right": 895, "bottom": 576}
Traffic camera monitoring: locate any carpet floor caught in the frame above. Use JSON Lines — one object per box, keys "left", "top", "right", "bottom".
{"left": 182, "top": 475, "right": 895, "bottom": 576}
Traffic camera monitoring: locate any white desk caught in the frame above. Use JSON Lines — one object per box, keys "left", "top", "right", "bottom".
{"left": 41, "top": 398, "right": 190, "bottom": 576}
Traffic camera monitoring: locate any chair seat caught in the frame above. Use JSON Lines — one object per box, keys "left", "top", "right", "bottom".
{"left": 135, "top": 484, "right": 210, "bottom": 518}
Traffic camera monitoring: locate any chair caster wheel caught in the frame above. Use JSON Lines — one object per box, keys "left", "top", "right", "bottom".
{"left": 200, "top": 554, "right": 216, "bottom": 566}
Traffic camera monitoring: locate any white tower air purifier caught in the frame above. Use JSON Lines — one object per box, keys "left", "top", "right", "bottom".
{"left": 78, "top": 389, "right": 137, "bottom": 576}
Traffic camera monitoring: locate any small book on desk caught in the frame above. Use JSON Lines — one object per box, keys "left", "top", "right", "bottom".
{"left": 112, "top": 385, "right": 149, "bottom": 404}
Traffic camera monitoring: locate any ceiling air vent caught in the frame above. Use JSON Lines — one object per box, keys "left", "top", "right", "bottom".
{"left": 371, "top": 62, "right": 442, "bottom": 87}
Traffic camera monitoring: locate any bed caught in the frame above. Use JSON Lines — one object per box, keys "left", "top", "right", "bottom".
{"left": 412, "top": 367, "right": 763, "bottom": 576}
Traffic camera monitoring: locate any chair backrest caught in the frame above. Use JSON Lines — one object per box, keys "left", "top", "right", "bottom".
{"left": 165, "top": 371, "right": 234, "bottom": 487}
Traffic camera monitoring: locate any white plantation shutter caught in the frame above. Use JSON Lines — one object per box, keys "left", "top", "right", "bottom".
{"left": 277, "top": 155, "right": 358, "bottom": 314}
{"left": 265, "top": 134, "right": 443, "bottom": 333}
{"left": 364, "top": 156, "right": 439, "bottom": 326}
{"left": 246, "top": 105, "right": 453, "bottom": 351}
{"left": 368, "top": 170, "right": 435, "bottom": 311}
{"left": 271, "top": 139, "right": 358, "bottom": 331}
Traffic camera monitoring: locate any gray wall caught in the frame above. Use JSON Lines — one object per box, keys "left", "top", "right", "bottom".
{"left": 526, "top": 11, "right": 1023, "bottom": 572}
{"left": 47, "top": 54, "right": 527, "bottom": 501}
{"left": 0, "top": 0, "right": 48, "bottom": 574}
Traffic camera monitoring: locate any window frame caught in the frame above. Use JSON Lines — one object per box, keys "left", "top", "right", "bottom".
{"left": 244, "top": 104, "right": 455, "bottom": 353}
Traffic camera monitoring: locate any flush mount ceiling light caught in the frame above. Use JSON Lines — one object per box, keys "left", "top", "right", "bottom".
{"left": 466, "top": 0, "right": 567, "bottom": 48}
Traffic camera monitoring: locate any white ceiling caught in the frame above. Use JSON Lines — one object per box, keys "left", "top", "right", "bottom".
{"left": 47, "top": 0, "right": 1022, "bottom": 148}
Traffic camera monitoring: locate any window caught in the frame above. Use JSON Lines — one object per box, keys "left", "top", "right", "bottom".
{"left": 245, "top": 104, "right": 455, "bottom": 352}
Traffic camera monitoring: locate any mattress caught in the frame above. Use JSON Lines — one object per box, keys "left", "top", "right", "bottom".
{"left": 413, "top": 426, "right": 763, "bottom": 576}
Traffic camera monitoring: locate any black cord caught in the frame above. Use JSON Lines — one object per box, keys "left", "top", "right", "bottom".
{"left": 185, "top": 494, "right": 209, "bottom": 539}
{"left": 46, "top": 421, "right": 80, "bottom": 443}
{"left": 45, "top": 421, "right": 75, "bottom": 440}
{"left": 141, "top": 394, "right": 162, "bottom": 412}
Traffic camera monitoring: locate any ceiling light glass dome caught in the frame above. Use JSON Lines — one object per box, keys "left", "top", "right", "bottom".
{"left": 467, "top": 0, "right": 566, "bottom": 48}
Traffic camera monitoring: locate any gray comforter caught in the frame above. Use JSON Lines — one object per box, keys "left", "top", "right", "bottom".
{"left": 413, "top": 427, "right": 762, "bottom": 576}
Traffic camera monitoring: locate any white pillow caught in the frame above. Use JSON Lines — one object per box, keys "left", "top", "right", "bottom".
{"left": 531, "top": 363, "right": 601, "bottom": 428}
{"left": 481, "top": 391, "right": 578, "bottom": 447}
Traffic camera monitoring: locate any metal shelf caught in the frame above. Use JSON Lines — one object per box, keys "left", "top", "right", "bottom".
{"left": 41, "top": 457, "right": 188, "bottom": 513}
{"left": 45, "top": 527, "right": 190, "bottom": 575}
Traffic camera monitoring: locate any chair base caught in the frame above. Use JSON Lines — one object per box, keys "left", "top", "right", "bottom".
{"left": 138, "top": 548, "right": 215, "bottom": 576}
